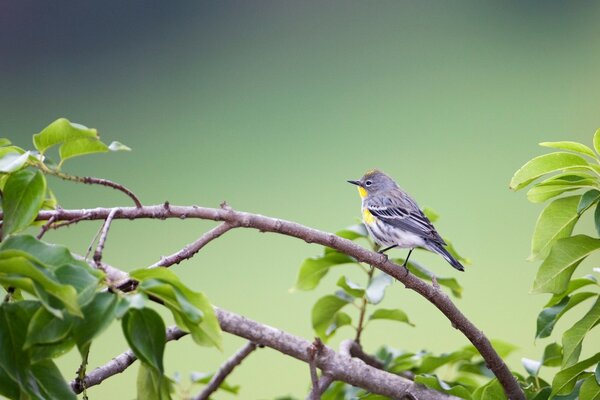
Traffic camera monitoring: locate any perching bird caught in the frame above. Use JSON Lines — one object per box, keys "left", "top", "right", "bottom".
{"left": 348, "top": 169, "right": 464, "bottom": 271}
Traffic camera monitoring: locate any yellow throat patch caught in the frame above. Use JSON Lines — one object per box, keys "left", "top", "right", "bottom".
{"left": 357, "top": 186, "right": 368, "bottom": 199}
{"left": 362, "top": 208, "right": 375, "bottom": 224}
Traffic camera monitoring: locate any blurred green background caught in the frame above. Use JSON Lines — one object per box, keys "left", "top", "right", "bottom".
{"left": 2, "top": 1, "right": 600, "bottom": 398}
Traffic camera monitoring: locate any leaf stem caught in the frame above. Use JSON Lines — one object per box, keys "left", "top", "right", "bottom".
{"left": 355, "top": 265, "right": 375, "bottom": 344}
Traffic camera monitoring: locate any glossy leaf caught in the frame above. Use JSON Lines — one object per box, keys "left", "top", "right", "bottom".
{"left": 551, "top": 352, "right": 600, "bottom": 397}
{"left": 369, "top": 308, "right": 413, "bottom": 326}
{"left": 578, "top": 190, "right": 600, "bottom": 214}
{"left": 545, "top": 275, "right": 598, "bottom": 307}
{"left": 72, "top": 292, "right": 119, "bottom": 352}
{"left": 335, "top": 224, "right": 368, "bottom": 241}
{"left": 312, "top": 295, "right": 351, "bottom": 340}
{"left": 131, "top": 268, "right": 222, "bottom": 350}
{"left": 58, "top": 136, "right": 108, "bottom": 164}
{"left": 122, "top": 307, "right": 166, "bottom": 373}
{"left": 532, "top": 235, "right": 600, "bottom": 294}
{"left": 325, "top": 311, "right": 352, "bottom": 337}
{"left": 510, "top": 152, "right": 589, "bottom": 191}
{"left": 536, "top": 292, "right": 597, "bottom": 339}
{"left": 562, "top": 297, "right": 600, "bottom": 368}
{"left": 0, "top": 365, "right": 20, "bottom": 399}
{"left": 595, "top": 203, "right": 600, "bottom": 237}
{"left": 527, "top": 180, "right": 596, "bottom": 203}
{"left": 25, "top": 307, "right": 72, "bottom": 348}
{"left": 365, "top": 272, "right": 393, "bottom": 304}
{"left": 594, "top": 128, "right": 600, "bottom": 155}
{"left": 418, "top": 349, "right": 475, "bottom": 374}
{"left": 472, "top": 378, "right": 506, "bottom": 400}
{"left": 580, "top": 375, "right": 600, "bottom": 400}
{"left": 0, "top": 150, "right": 30, "bottom": 173}
{"left": 529, "top": 196, "right": 580, "bottom": 261}
{"left": 0, "top": 251, "right": 81, "bottom": 317}
{"left": 137, "top": 362, "right": 173, "bottom": 400}
{"left": 295, "top": 252, "right": 356, "bottom": 291}
{"left": 31, "top": 360, "right": 76, "bottom": 400}
{"left": 0, "top": 138, "right": 11, "bottom": 147}
{"left": 413, "top": 374, "right": 473, "bottom": 398}
{"left": 542, "top": 343, "right": 563, "bottom": 367}
{"left": 2, "top": 169, "right": 46, "bottom": 235}
{"left": 422, "top": 207, "right": 440, "bottom": 222}
{"left": 539, "top": 141, "right": 597, "bottom": 158}
{"left": 336, "top": 276, "right": 365, "bottom": 298}
{"left": 32, "top": 118, "right": 98, "bottom": 154}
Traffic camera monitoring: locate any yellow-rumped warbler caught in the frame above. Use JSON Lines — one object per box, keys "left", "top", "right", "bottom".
{"left": 348, "top": 169, "right": 464, "bottom": 271}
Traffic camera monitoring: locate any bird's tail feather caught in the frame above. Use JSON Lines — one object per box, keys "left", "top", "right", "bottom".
{"left": 428, "top": 241, "right": 464, "bottom": 271}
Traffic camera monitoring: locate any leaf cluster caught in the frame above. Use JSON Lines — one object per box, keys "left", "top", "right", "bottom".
{"left": 511, "top": 131, "right": 600, "bottom": 399}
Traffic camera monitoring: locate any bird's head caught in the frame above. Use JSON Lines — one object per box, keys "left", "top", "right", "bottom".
{"left": 347, "top": 169, "right": 397, "bottom": 198}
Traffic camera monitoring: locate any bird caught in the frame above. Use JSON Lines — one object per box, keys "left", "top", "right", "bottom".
{"left": 347, "top": 169, "right": 464, "bottom": 271}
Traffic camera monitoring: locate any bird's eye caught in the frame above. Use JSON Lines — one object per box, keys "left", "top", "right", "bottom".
{"left": 365, "top": 180, "right": 372, "bottom": 187}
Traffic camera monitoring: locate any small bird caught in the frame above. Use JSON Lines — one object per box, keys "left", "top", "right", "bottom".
{"left": 348, "top": 169, "right": 464, "bottom": 271}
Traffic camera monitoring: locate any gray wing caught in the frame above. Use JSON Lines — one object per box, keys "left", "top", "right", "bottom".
{"left": 366, "top": 194, "right": 445, "bottom": 244}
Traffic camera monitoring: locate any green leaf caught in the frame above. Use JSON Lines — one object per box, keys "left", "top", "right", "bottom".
{"left": 58, "top": 136, "right": 108, "bottom": 164}
{"left": 32, "top": 118, "right": 98, "bottom": 154}
{"left": 529, "top": 196, "right": 581, "bottom": 261}
{"left": 527, "top": 179, "right": 596, "bottom": 203}
{"left": 596, "top": 362, "right": 600, "bottom": 384}
{"left": 2, "top": 169, "right": 46, "bottom": 235}
{"left": 418, "top": 349, "right": 475, "bottom": 374}
{"left": 414, "top": 374, "right": 473, "bottom": 398}
{"left": 336, "top": 276, "right": 365, "bottom": 298}
{"left": 0, "top": 150, "right": 30, "bottom": 173}
{"left": 551, "top": 352, "right": 600, "bottom": 397}
{"left": 595, "top": 203, "right": 600, "bottom": 237}
{"left": 72, "top": 292, "right": 119, "bottom": 352}
{"left": 0, "top": 138, "right": 11, "bottom": 147}
{"left": 122, "top": 307, "right": 166, "bottom": 373}
{"left": 312, "top": 295, "right": 351, "bottom": 340}
{"left": 422, "top": 207, "right": 440, "bottom": 222}
{"left": 365, "top": 272, "right": 393, "bottom": 304}
{"left": 562, "top": 297, "right": 600, "bottom": 368}
{"left": 536, "top": 293, "right": 597, "bottom": 339}
{"left": 472, "top": 378, "right": 506, "bottom": 400}
{"left": 580, "top": 375, "right": 600, "bottom": 400}
{"left": 294, "top": 252, "right": 355, "bottom": 291}
{"left": 0, "top": 252, "right": 81, "bottom": 317}
{"left": 578, "top": 190, "right": 600, "bottom": 214}
{"left": 31, "top": 360, "right": 76, "bottom": 400}
{"left": 335, "top": 224, "right": 368, "bottom": 241}
{"left": 532, "top": 235, "right": 600, "bottom": 294}
{"left": 25, "top": 307, "right": 72, "bottom": 348}
{"left": 540, "top": 141, "right": 597, "bottom": 159}
{"left": 542, "top": 343, "right": 563, "bottom": 367}
{"left": 108, "top": 141, "right": 131, "bottom": 152}
{"left": 0, "top": 365, "right": 20, "bottom": 399}
{"left": 190, "top": 371, "right": 240, "bottom": 394}
{"left": 546, "top": 275, "right": 598, "bottom": 307}
{"left": 325, "top": 312, "right": 352, "bottom": 337}
{"left": 137, "top": 362, "right": 173, "bottom": 400}
{"left": 369, "top": 308, "right": 414, "bottom": 326}
{"left": 510, "top": 152, "right": 590, "bottom": 191}
{"left": 594, "top": 129, "right": 600, "bottom": 155}
{"left": 131, "top": 268, "right": 222, "bottom": 350}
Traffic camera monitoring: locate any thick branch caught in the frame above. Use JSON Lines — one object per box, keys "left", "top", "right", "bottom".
{"left": 194, "top": 341, "right": 258, "bottom": 400}
{"left": 30, "top": 205, "right": 524, "bottom": 400}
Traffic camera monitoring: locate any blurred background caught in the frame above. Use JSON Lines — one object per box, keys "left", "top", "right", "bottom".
{"left": 1, "top": 1, "right": 600, "bottom": 398}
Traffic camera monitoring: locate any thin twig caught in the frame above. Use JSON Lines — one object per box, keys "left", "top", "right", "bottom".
{"left": 30, "top": 205, "right": 524, "bottom": 400}
{"left": 151, "top": 222, "right": 234, "bottom": 268}
{"left": 70, "top": 326, "right": 187, "bottom": 394}
{"left": 93, "top": 208, "right": 119, "bottom": 269}
{"left": 355, "top": 265, "right": 375, "bottom": 344}
{"left": 307, "top": 338, "right": 324, "bottom": 400}
{"left": 194, "top": 341, "right": 258, "bottom": 400}
{"left": 36, "top": 214, "right": 57, "bottom": 239}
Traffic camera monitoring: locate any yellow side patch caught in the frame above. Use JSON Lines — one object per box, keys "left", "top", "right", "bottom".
{"left": 357, "top": 186, "right": 368, "bottom": 199}
{"left": 362, "top": 208, "right": 375, "bottom": 224}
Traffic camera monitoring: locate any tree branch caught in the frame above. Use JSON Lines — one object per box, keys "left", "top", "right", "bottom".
{"left": 194, "top": 341, "right": 258, "bottom": 400}
{"left": 93, "top": 208, "right": 119, "bottom": 269}
{"left": 151, "top": 221, "right": 234, "bottom": 268}
{"left": 30, "top": 204, "right": 524, "bottom": 400}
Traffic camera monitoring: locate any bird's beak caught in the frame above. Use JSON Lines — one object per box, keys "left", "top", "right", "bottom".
{"left": 347, "top": 180, "right": 361, "bottom": 187}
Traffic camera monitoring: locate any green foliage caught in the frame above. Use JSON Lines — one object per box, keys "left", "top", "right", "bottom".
{"left": 0, "top": 120, "right": 221, "bottom": 400}
{"left": 511, "top": 129, "right": 600, "bottom": 399}
{"left": 190, "top": 371, "right": 240, "bottom": 394}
